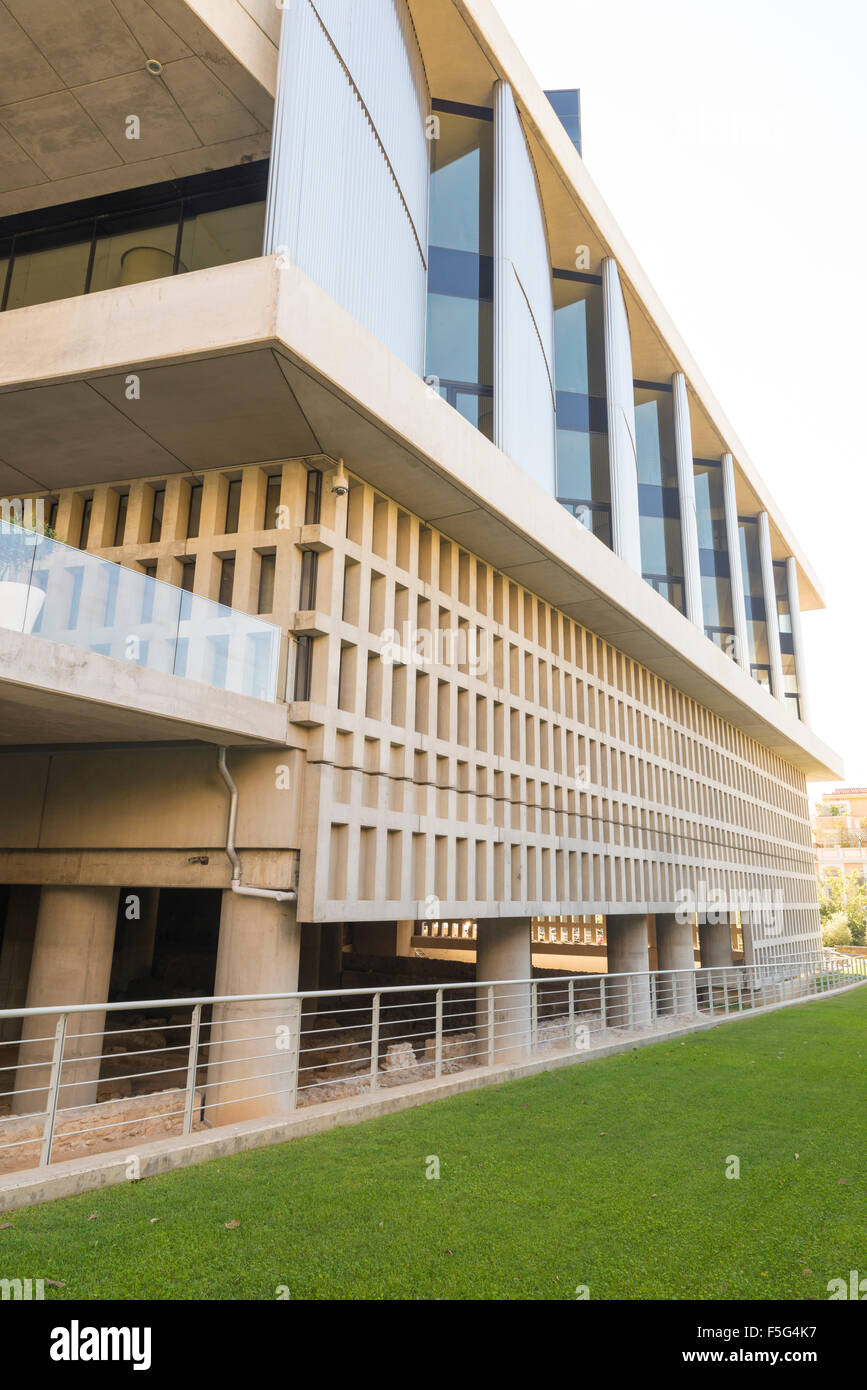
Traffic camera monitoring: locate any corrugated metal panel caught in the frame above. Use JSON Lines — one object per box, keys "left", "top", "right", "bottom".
{"left": 265, "top": 0, "right": 429, "bottom": 374}
{"left": 493, "top": 82, "right": 556, "bottom": 496}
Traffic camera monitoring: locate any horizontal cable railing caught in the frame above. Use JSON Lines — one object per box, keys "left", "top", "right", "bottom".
{"left": 0, "top": 951, "right": 862, "bottom": 1175}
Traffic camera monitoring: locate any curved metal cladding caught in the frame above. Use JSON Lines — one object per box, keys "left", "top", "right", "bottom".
{"left": 493, "top": 83, "right": 557, "bottom": 495}
{"left": 265, "top": 0, "right": 429, "bottom": 374}
{"left": 602, "top": 258, "right": 642, "bottom": 573}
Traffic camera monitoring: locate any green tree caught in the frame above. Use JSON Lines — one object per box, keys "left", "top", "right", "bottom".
{"left": 822, "top": 913, "right": 852, "bottom": 947}
{"left": 818, "top": 871, "right": 867, "bottom": 945}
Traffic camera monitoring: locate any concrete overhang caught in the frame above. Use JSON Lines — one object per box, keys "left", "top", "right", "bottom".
{"left": 0, "top": 255, "right": 842, "bottom": 778}
{"left": 0, "top": 626, "right": 290, "bottom": 747}
{"left": 0, "top": 0, "right": 275, "bottom": 220}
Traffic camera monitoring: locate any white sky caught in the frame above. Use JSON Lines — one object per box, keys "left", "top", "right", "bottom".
{"left": 493, "top": 0, "right": 867, "bottom": 801}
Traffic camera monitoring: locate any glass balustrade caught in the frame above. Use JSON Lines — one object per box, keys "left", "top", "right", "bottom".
{"left": 0, "top": 522, "right": 280, "bottom": 703}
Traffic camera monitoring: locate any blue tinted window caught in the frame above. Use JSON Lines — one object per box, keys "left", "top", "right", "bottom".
{"left": 634, "top": 384, "right": 683, "bottom": 608}
{"left": 426, "top": 104, "right": 494, "bottom": 439}
{"left": 554, "top": 274, "right": 609, "bottom": 547}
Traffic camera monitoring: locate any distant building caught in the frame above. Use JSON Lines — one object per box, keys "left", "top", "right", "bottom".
{"left": 813, "top": 789, "right": 867, "bottom": 888}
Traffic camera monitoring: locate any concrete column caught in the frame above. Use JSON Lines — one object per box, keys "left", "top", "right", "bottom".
{"left": 475, "top": 918, "right": 532, "bottom": 1063}
{"left": 396, "top": 920, "right": 415, "bottom": 956}
{"left": 602, "top": 258, "right": 642, "bottom": 573}
{"left": 722, "top": 453, "right": 749, "bottom": 671}
{"left": 605, "top": 914, "right": 651, "bottom": 1028}
{"left": 698, "top": 917, "right": 736, "bottom": 1009}
{"left": 13, "top": 886, "right": 119, "bottom": 1115}
{"left": 207, "top": 892, "right": 301, "bottom": 1124}
{"left": 0, "top": 886, "right": 40, "bottom": 1043}
{"left": 318, "top": 923, "right": 345, "bottom": 992}
{"left": 298, "top": 923, "right": 321, "bottom": 992}
{"left": 741, "top": 915, "right": 756, "bottom": 968}
{"left": 298, "top": 922, "right": 321, "bottom": 1016}
{"left": 698, "top": 919, "right": 735, "bottom": 968}
{"left": 785, "top": 556, "right": 810, "bottom": 723}
{"left": 655, "top": 912, "right": 697, "bottom": 1015}
{"left": 603, "top": 917, "right": 650, "bottom": 1028}
{"left": 672, "top": 373, "right": 703, "bottom": 629}
{"left": 758, "top": 511, "right": 784, "bottom": 699}
{"left": 111, "top": 889, "right": 159, "bottom": 993}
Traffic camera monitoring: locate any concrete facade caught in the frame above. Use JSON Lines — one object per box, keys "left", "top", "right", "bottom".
{"left": 0, "top": 0, "right": 839, "bottom": 1131}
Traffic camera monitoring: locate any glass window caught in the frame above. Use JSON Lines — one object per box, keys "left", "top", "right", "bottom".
{"left": 738, "top": 517, "right": 770, "bottom": 685}
{"left": 258, "top": 553, "right": 276, "bottom": 614}
{"left": 89, "top": 205, "right": 181, "bottom": 294}
{"left": 429, "top": 108, "right": 493, "bottom": 256}
{"left": 218, "top": 556, "right": 235, "bottom": 608}
{"left": 694, "top": 460, "right": 735, "bottom": 652}
{"left": 554, "top": 272, "right": 609, "bottom": 546}
{"left": 187, "top": 482, "right": 203, "bottom": 539}
{"left": 299, "top": 550, "right": 318, "bottom": 610}
{"left": 79, "top": 498, "right": 93, "bottom": 549}
{"left": 149, "top": 488, "right": 166, "bottom": 544}
{"left": 545, "top": 89, "right": 582, "bottom": 153}
{"left": 113, "top": 492, "right": 129, "bottom": 547}
{"left": 634, "top": 384, "right": 683, "bottom": 609}
{"left": 264, "top": 475, "right": 282, "bottom": 530}
{"left": 774, "top": 560, "right": 793, "bottom": 635}
{"left": 294, "top": 635, "right": 313, "bottom": 702}
{"left": 0, "top": 239, "right": 12, "bottom": 308}
{"left": 426, "top": 104, "right": 494, "bottom": 440}
{"left": 426, "top": 293, "right": 491, "bottom": 387}
{"left": 0, "top": 166, "right": 269, "bottom": 314}
{"left": 224, "top": 479, "right": 242, "bottom": 535}
{"left": 774, "top": 560, "right": 800, "bottom": 714}
{"left": 304, "top": 469, "right": 322, "bottom": 525}
{"left": 180, "top": 560, "right": 196, "bottom": 593}
{"left": 180, "top": 190, "right": 266, "bottom": 273}
{"left": 6, "top": 224, "right": 92, "bottom": 310}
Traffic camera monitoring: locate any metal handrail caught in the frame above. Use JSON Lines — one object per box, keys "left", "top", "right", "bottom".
{"left": 0, "top": 951, "right": 859, "bottom": 1175}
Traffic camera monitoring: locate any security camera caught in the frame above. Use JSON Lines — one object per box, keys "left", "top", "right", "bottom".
{"left": 331, "top": 460, "right": 349, "bottom": 496}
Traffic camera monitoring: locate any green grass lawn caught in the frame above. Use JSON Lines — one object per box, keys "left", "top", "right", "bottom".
{"left": 2, "top": 988, "right": 865, "bottom": 1300}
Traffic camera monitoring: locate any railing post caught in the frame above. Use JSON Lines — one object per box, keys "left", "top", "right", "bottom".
{"left": 627, "top": 975, "right": 635, "bottom": 1030}
{"left": 287, "top": 997, "right": 303, "bottom": 1111}
{"left": 736, "top": 969, "right": 743, "bottom": 1013}
{"left": 40, "top": 1014, "right": 68, "bottom": 1168}
{"left": 708, "top": 969, "right": 715, "bottom": 1017}
{"left": 649, "top": 972, "right": 657, "bottom": 1021}
{"left": 370, "top": 992, "right": 381, "bottom": 1090}
{"left": 568, "top": 978, "right": 575, "bottom": 1047}
{"left": 600, "top": 976, "right": 607, "bottom": 1030}
{"left": 434, "top": 988, "right": 443, "bottom": 1079}
{"left": 487, "top": 985, "right": 495, "bottom": 1066}
{"left": 182, "top": 1003, "right": 202, "bottom": 1135}
{"left": 531, "top": 981, "right": 539, "bottom": 1054}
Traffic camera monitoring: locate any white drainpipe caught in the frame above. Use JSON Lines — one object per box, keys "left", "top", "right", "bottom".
{"left": 217, "top": 747, "right": 296, "bottom": 903}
